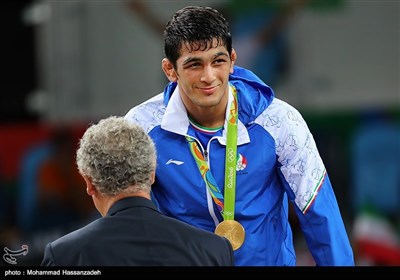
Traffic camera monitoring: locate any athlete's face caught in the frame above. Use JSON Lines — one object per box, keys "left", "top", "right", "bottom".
{"left": 162, "top": 41, "right": 236, "bottom": 111}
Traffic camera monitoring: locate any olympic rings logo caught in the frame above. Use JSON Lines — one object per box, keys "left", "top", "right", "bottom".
{"left": 227, "top": 148, "right": 236, "bottom": 162}
{"left": 224, "top": 211, "right": 234, "bottom": 217}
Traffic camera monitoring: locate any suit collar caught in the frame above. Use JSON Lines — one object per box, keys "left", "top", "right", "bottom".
{"left": 106, "top": 196, "right": 159, "bottom": 216}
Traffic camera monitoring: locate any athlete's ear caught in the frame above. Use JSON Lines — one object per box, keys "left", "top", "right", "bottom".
{"left": 162, "top": 58, "right": 178, "bottom": 82}
{"left": 230, "top": 49, "right": 237, "bottom": 74}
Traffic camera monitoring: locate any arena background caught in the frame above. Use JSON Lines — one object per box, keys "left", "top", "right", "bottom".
{"left": 1, "top": 0, "right": 399, "bottom": 266}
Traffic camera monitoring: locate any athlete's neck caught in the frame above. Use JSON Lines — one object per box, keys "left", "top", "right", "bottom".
{"left": 188, "top": 111, "right": 225, "bottom": 128}
{"left": 186, "top": 95, "right": 228, "bottom": 128}
{"left": 189, "top": 115, "right": 224, "bottom": 132}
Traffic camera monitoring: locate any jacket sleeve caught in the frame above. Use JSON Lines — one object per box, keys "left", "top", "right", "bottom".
{"left": 293, "top": 174, "right": 355, "bottom": 265}
{"left": 269, "top": 100, "right": 354, "bottom": 265}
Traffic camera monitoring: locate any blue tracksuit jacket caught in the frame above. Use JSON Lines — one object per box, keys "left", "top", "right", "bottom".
{"left": 125, "top": 66, "right": 354, "bottom": 266}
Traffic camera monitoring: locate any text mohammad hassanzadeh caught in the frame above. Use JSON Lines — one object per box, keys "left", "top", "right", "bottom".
{"left": 27, "top": 269, "right": 101, "bottom": 276}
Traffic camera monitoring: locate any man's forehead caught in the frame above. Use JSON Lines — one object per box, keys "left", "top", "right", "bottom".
{"left": 180, "top": 38, "right": 226, "bottom": 54}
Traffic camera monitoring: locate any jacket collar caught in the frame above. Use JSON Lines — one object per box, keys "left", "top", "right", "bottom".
{"left": 106, "top": 196, "right": 159, "bottom": 217}
{"left": 161, "top": 84, "right": 250, "bottom": 146}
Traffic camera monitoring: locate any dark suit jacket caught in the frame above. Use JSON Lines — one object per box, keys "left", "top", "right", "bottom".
{"left": 41, "top": 196, "right": 234, "bottom": 266}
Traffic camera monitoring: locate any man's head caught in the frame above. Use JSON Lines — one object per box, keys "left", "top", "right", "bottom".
{"left": 161, "top": 6, "right": 236, "bottom": 122}
{"left": 164, "top": 6, "right": 232, "bottom": 69}
{"left": 76, "top": 116, "right": 156, "bottom": 199}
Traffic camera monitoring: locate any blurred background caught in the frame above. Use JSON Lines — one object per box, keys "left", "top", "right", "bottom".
{"left": 0, "top": 0, "right": 399, "bottom": 266}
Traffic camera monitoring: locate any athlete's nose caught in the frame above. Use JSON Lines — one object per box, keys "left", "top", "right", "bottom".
{"left": 200, "top": 65, "right": 215, "bottom": 83}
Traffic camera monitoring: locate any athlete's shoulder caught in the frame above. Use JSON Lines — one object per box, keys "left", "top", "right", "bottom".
{"left": 124, "top": 93, "right": 165, "bottom": 133}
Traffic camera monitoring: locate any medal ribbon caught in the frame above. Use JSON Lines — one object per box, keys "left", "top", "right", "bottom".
{"left": 223, "top": 86, "right": 238, "bottom": 221}
{"left": 187, "top": 137, "right": 224, "bottom": 212}
{"left": 186, "top": 86, "right": 238, "bottom": 220}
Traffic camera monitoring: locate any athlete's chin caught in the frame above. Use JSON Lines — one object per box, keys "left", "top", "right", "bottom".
{"left": 196, "top": 97, "right": 223, "bottom": 108}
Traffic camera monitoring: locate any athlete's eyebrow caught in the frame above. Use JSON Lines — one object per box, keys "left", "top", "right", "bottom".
{"left": 182, "top": 52, "right": 229, "bottom": 66}
{"left": 214, "top": 52, "right": 229, "bottom": 59}
{"left": 182, "top": 57, "right": 202, "bottom": 66}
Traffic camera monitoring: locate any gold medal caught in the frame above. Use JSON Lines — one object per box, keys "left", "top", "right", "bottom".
{"left": 215, "top": 220, "right": 245, "bottom": 250}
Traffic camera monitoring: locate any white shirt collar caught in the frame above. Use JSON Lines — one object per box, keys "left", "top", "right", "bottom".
{"left": 161, "top": 84, "right": 250, "bottom": 145}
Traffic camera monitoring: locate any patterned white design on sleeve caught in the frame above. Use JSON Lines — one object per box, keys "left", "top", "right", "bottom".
{"left": 124, "top": 93, "right": 165, "bottom": 133}
{"left": 255, "top": 98, "right": 326, "bottom": 213}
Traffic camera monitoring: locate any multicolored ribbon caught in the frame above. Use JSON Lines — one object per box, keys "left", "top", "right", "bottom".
{"left": 187, "top": 138, "right": 224, "bottom": 212}
{"left": 186, "top": 85, "right": 238, "bottom": 218}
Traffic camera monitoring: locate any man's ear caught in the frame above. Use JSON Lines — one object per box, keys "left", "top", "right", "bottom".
{"left": 82, "top": 175, "right": 97, "bottom": 196}
{"left": 149, "top": 170, "right": 156, "bottom": 185}
{"left": 230, "top": 49, "right": 237, "bottom": 74}
{"left": 162, "top": 58, "right": 178, "bottom": 82}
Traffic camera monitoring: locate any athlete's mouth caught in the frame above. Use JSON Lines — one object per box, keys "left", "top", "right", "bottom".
{"left": 198, "top": 85, "right": 218, "bottom": 94}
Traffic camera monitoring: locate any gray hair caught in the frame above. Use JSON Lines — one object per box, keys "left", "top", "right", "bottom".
{"left": 76, "top": 116, "right": 156, "bottom": 196}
